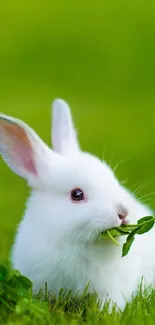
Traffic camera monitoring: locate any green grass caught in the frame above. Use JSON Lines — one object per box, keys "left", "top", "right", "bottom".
{"left": 1, "top": 0, "right": 155, "bottom": 323}
{"left": 1, "top": 262, "right": 155, "bottom": 325}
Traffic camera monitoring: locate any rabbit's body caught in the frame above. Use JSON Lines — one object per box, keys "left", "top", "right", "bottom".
{"left": 12, "top": 183, "right": 154, "bottom": 310}
{"left": 0, "top": 99, "right": 154, "bottom": 310}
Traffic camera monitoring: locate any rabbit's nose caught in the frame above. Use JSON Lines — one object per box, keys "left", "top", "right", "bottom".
{"left": 116, "top": 204, "right": 128, "bottom": 225}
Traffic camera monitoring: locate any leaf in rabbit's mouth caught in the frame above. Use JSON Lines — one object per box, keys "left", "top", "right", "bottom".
{"left": 99, "top": 216, "right": 155, "bottom": 257}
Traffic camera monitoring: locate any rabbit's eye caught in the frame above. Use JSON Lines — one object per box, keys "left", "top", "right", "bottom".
{"left": 71, "top": 188, "right": 84, "bottom": 201}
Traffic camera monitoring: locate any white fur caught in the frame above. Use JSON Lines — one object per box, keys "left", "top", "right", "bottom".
{"left": 0, "top": 99, "right": 155, "bottom": 311}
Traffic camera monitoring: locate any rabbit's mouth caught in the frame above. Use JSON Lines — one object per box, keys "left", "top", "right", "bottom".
{"left": 121, "top": 218, "right": 129, "bottom": 225}
{"left": 100, "top": 219, "right": 129, "bottom": 235}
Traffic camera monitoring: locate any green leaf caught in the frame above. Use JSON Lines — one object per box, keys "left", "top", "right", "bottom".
{"left": 0, "top": 264, "right": 8, "bottom": 281}
{"left": 106, "top": 230, "right": 119, "bottom": 246}
{"left": 12, "top": 269, "right": 21, "bottom": 277}
{"left": 17, "top": 276, "right": 32, "bottom": 290}
{"left": 136, "top": 220, "right": 155, "bottom": 235}
{"left": 137, "top": 216, "right": 155, "bottom": 224}
{"left": 119, "top": 224, "right": 139, "bottom": 231}
{"left": 15, "top": 298, "right": 29, "bottom": 314}
{"left": 115, "top": 227, "right": 130, "bottom": 235}
{"left": 7, "top": 274, "right": 21, "bottom": 289}
{"left": 6, "top": 268, "right": 21, "bottom": 282}
{"left": 98, "top": 215, "right": 155, "bottom": 257}
{"left": 122, "top": 232, "right": 135, "bottom": 257}
{"left": 101, "top": 224, "right": 140, "bottom": 240}
{"left": 101, "top": 228, "right": 122, "bottom": 239}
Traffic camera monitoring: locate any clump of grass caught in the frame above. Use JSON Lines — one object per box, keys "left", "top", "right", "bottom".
{"left": 0, "top": 262, "right": 155, "bottom": 324}
{"left": 0, "top": 261, "right": 50, "bottom": 324}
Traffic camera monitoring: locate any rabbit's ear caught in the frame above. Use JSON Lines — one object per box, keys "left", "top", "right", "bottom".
{"left": 52, "top": 99, "right": 80, "bottom": 155}
{"left": 0, "top": 114, "right": 51, "bottom": 180}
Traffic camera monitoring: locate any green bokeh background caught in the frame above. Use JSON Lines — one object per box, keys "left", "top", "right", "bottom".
{"left": 0, "top": 1, "right": 155, "bottom": 260}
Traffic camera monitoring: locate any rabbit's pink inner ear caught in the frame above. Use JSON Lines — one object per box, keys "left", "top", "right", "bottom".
{"left": 0, "top": 119, "right": 37, "bottom": 176}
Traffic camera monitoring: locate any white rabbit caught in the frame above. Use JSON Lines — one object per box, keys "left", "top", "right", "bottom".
{"left": 0, "top": 99, "right": 155, "bottom": 311}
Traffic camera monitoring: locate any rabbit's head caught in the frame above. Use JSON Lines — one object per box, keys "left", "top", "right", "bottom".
{"left": 0, "top": 100, "right": 147, "bottom": 247}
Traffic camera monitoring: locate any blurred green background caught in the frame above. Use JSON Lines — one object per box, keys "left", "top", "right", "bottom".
{"left": 0, "top": 0, "right": 155, "bottom": 260}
